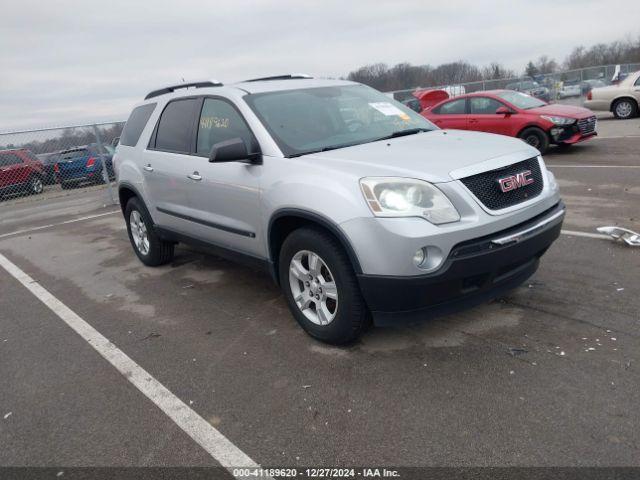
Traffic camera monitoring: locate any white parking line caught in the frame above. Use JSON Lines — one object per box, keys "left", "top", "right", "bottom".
{"left": 0, "top": 210, "right": 119, "bottom": 240}
{"left": 0, "top": 252, "right": 268, "bottom": 479}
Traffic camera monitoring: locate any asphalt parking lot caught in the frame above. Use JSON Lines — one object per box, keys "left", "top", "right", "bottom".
{"left": 1, "top": 132, "right": 639, "bottom": 472}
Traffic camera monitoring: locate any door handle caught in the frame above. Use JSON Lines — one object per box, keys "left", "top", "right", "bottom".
{"left": 469, "top": 119, "right": 479, "bottom": 124}
{"left": 143, "top": 164, "right": 154, "bottom": 172}
{"left": 187, "top": 172, "right": 202, "bottom": 181}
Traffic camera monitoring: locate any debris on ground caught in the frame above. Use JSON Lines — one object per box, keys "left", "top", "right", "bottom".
{"left": 302, "top": 385, "right": 312, "bottom": 389}
{"left": 140, "top": 332, "right": 161, "bottom": 341}
{"left": 3, "top": 412, "right": 12, "bottom": 420}
{"left": 597, "top": 226, "right": 640, "bottom": 246}
{"left": 182, "top": 284, "right": 194, "bottom": 289}
{"left": 508, "top": 347, "right": 528, "bottom": 357}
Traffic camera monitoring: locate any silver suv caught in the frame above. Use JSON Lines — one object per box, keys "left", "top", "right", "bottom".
{"left": 115, "top": 75, "right": 564, "bottom": 344}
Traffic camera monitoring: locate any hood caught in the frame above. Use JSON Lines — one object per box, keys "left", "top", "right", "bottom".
{"left": 527, "top": 103, "right": 594, "bottom": 118}
{"left": 298, "top": 130, "right": 538, "bottom": 183}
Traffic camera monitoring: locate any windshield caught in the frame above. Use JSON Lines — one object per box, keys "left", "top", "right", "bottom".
{"left": 496, "top": 91, "right": 546, "bottom": 109}
{"left": 244, "top": 84, "right": 436, "bottom": 157}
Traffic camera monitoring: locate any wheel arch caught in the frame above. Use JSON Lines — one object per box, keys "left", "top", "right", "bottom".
{"left": 268, "top": 209, "right": 363, "bottom": 285}
{"left": 516, "top": 123, "right": 550, "bottom": 139}
{"left": 610, "top": 96, "right": 639, "bottom": 112}
{"left": 118, "top": 182, "right": 144, "bottom": 215}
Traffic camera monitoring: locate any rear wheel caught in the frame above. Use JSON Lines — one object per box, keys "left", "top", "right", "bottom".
{"left": 519, "top": 127, "right": 550, "bottom": 154}
{"left": 279, "top": 228, "right": 370, "bottom": 344}
{"left": 612, "top": 99, "right": 638, "bottom": 119}
{"left": 29, "top": 176, "right": 44, "bottom": 195}
{"left": 125, "top": 197, "right": 174, "bottom": 266}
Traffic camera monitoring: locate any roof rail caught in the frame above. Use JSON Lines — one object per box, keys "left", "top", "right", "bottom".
{"left": 144, "top": 80, "right": 223, "bottom": 100}
{"left": 243, "top": 74, "right": 313, "bottom": 83}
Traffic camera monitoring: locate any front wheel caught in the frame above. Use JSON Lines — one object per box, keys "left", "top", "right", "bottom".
{"left": 612, "top": 99, "right": 638, "bottom": 119}
{"left": 279, "top": 228, "right": 370, "bottom": 344}
{"left": 29, "top": 176, "right": 44, "bottom": 195}
{"left": 519, "top": 127, "right": 550, "bottom": 154}
{"left": 125, "top": 197, "right": 174, "bottom": 266}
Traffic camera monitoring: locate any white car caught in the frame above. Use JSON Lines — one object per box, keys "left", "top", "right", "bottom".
{"left": 557, "top": 83, "right": 581, "bottom": 99}
{"left": 584, "top": 70, "right": 640, "bottom": 119}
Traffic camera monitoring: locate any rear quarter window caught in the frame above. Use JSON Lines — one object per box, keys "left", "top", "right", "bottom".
{"left": 120, "top": 103, "right": 157, "bottom": 147}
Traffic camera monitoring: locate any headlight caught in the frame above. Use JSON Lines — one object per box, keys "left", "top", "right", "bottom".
{"left": 360, "top": 177, "right": 460, "bottom": 224}
{"left": 540, "top": 115, "right": 576, "bottom": 125}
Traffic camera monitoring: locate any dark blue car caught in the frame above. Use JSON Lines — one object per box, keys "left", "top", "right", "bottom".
{"left": 55, "top": 144, "right": 114, "bottom": 189}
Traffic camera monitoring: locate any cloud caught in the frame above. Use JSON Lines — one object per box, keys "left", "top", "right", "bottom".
{"left": 1, "top": 0, "right": 638, "bottom": 130}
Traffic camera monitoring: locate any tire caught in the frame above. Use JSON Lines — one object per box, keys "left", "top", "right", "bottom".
{"left": 124, "top": 197, "right": 174, "bottom": 267}
{"left": 519, "top": 127, "right": 550, "bottom": 154}
{"left": 28, "top": 175, "right": 44, "bottom": 195}
{"left": 279, "top": 227, "right": 370, "bottom": 344}
{"left": 612, "top": 98, "right": 638, "bottom": 119}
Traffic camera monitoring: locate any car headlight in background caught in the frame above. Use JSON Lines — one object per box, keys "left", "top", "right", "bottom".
{"left": 360, "top": 177, "right": 460, "bottom": 224}
{"left": 540, "top": 115, "right": 576, "bottom": 125}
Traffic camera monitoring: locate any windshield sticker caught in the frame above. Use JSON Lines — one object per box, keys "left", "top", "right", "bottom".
{"left": 368, "top": 102, "right": 410, "bottom": 120}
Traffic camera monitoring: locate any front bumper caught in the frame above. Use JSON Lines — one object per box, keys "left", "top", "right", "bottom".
{"left": 357, "top": 202, "right": 565, "bottom": 325}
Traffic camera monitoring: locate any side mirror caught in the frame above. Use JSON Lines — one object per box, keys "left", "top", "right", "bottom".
{"left": 209, "top": 138, "right": 261, "bottom": 164}
{"left": 496, "top": 106, "right": 513, "bottom": 116}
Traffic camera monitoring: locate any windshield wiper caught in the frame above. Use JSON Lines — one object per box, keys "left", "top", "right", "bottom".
{"left": 374, "top": 127, "right": 431, "bottom": 142}
{"left": 287, "top": 128, "right": 431, "bottom": 158}
{"left": 288, "top": 140, "right": 368, "bottom": 158}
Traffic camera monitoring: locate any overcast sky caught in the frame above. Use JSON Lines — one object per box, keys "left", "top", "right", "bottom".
{"left": 1, "top": 0, "right": 639, "bottom": 131}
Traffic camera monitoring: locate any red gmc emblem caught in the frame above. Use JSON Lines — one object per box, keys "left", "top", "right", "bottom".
{"left": 498, "top": 170, "right": 534, "bottom": 192}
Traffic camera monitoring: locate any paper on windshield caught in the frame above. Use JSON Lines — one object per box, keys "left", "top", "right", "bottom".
{"left": 368, "top": 102, "right": 410, "bottom": 120}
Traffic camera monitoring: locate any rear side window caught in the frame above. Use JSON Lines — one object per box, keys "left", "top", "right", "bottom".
{"left": 0, "top": 152, "right": 23, "bottom": 166}
{"left": 120, "top": 103, "right": 156, "bottom": 147}
{"left": 436, "top": 98, "right": 466, "bottom": 114}
{"left": 153, "top": 99, "right": 199, "bottom": 153}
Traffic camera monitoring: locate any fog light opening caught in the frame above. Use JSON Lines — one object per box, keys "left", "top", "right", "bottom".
{"left": 413, "top": 248, "right": 427, "bottom": 267}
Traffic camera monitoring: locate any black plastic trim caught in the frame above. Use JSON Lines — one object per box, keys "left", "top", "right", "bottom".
{"left": 268, "top": 209, "right": 363, "bottom": 275}
{"left": 357, "top": 202, "right": 564, "bottom": 325}
{"left": 155, "top": 226, "right": 271, "bottom": 275}
{"left": 156, "top": 206, "right": 256, "bottom": 238}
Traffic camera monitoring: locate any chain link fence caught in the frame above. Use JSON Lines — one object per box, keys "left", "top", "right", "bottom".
{"left": 0, "top": 122, "right": 125, "bottom": 210}
{"left": 387, "top": 62, "right": 640, "bottom": 105}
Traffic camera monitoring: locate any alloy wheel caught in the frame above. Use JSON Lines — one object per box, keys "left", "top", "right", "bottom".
{"left": 129, "top": 210, "right": 150, "bottom": 255}
{"left": 525, "top": 134, "right": 540, "bottom": 148}
{"left": 31, "top": 177, "right": 43, "bottom": 194}
{"left": 288, "top": 250, "right": 338, "bottom": 326}
{"left": 616, "top": 101, "right": 633, "bottom": 119}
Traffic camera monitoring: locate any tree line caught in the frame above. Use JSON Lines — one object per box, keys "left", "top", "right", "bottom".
{"left": 0, "top": 124, "right": 123, "bottom": 155}
{"left": 347, "top": 33, "right": 640, "bottom": 91}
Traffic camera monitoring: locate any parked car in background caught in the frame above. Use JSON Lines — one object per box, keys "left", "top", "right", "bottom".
{"left": 581, "top": 79, "right": 607, "bottom": 96}
{"left": 0, "top": 149, "right": 45, "bottom": 198}
{"left": 36, "top": 152, "right": 61, "bottom": 185}
{"left": 54, "top": 144, "right": 114, "bottom": 189}
{"left": 421, "top": 90, "right": 597, "bottom": 154}
{"left": 505, "top": 80, "right": 551, "bottom": 103}
{"left": 584, "top": 70, "right": 640, "bottom": 119}
{"left": 557, "top": 82, "right": 581, "bottom": 99}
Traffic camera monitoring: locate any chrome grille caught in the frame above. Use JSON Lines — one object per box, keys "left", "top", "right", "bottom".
{"left": 577, "top": 116, "right": 596, "bottom": 135}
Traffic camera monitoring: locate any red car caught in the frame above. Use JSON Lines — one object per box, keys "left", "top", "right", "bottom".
{"left": 0, "top": 149, "right": 45, "bottom": 198}
{"left": 421, "top": 90, "right": 597, "bottom": 154}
